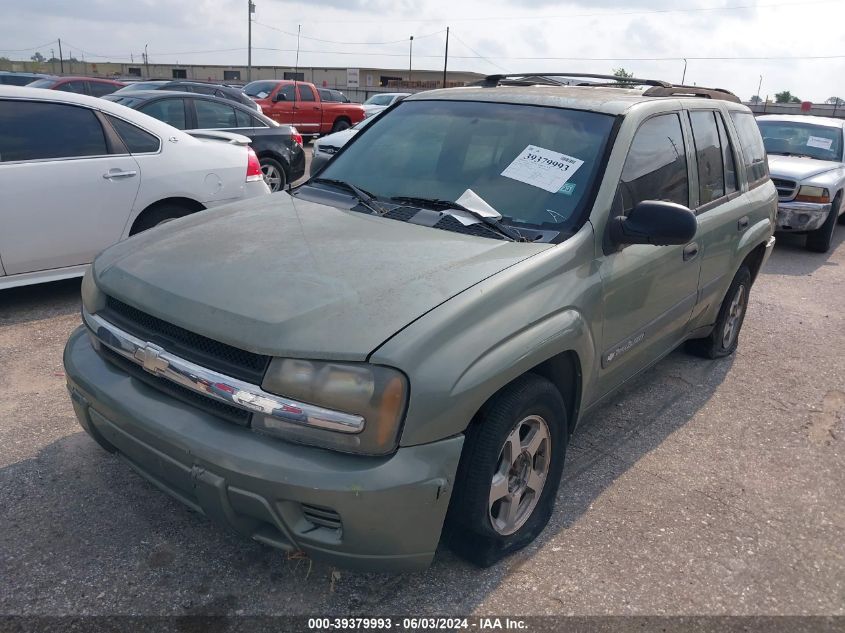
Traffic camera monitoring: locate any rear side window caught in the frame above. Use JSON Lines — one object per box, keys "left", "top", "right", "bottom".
{"left": 89, "top": 81, "right": 119, "bottom": 97}
{"left": 192, "top": 85, "right": 217, "bottom": 95}
{"left": 234, "top": 109, "right": 253, "bottom": 128}
{"left": 730, "top": 111, "right": 768, "bottom": 186}
{"left": 0, "top": 100, "right": 107, "bottom": 162}
{"left": 56, "top": 81, "right": 86, "bottom": 94}
{"left": 716, "top": 113, "right": 739, "bottom": 195}
{"left": 319, "top": 89, "right": 332, "bottom": 101}
{"left": 617, "top": 113, "right": 689, "bottom": 213}
{"left": 139, "top": 99, "right": 187, "bottom": 129}
{"left": 105, "top": 114, "right": 160, "bottom": 153}
{"left": 195, "top": 99, "right": 237, "bottom": 128}
{"left": 299, "top": 85, "right": 316, "bottom": 102}
{"left": 689, "top": 111, "right": 725, "bottom": 206}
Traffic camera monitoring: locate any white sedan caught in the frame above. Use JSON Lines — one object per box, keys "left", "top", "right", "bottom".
{"left": 0, "top": 87, "right": 270, "bottom": 290}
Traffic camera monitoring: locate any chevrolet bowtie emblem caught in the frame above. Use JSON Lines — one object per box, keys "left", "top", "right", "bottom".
{"left": 134, "top": 343, "right": 169, "bottom": 375}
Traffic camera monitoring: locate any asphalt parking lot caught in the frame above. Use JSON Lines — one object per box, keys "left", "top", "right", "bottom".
{"left": 1, "top": 203, "right": 844, "bottom": 616}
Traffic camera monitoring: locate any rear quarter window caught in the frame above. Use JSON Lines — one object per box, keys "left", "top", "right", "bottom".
{"left": 730, "top": 111, "right": 768, "bottom": 186}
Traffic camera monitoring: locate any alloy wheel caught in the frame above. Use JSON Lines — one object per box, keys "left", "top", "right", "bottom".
{"left": 488, "top": 415, "right": 551, "bottom": 535}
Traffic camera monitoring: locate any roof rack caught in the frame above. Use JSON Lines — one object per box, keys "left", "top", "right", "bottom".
{"left": 474, "top": 73, "right": 741, "bottom": 103}
{"left": 476, "top": 73, "right": 671, "bottom": 88}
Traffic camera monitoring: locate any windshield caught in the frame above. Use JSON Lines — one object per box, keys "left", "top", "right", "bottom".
{"left": 317, "top": 100, "right": 615, "bottom": 232}
{"left": 758, "top": 120, "right": 843, "bottom": 162}
{"left": 364, "top": 94, "right": 395, "bottom": 106}
{"left": 27, "top": 78, "right": 56, "bottom": 89}
{"left": 243, "top": 80, "right": 278, "bottom": 98}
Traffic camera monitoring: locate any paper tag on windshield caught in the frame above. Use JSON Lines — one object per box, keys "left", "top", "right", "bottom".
{"left": 807, "top": 136, "right": 833, "bottom": 150}
{"left": 501, "top": 145, "right": 584, "bottom": 193}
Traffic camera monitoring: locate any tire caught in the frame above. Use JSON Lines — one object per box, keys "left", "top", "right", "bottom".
{"left": 331, "top": 119, "right": 351, "bottom": 133}
{"left": 686, "top": 265, "right": 752, "bottom": 359}
{"left": 260, "top": 157, "right": 287, "bottom": 193}
{"left": 445, "top": 373, "right": 568, "bottom": 567}
{"left": 806, "top": 193, "right": 839, "bottom": 252}
{"left": 129, "top": 203, "right": 193, "bottom": 235}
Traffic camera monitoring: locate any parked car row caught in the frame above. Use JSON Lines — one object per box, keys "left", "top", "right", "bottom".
{"left": 0, "top": 86, "right": 270, "bottom": 290}
{"left": 58, "top": 73, "right": 785, "bottom": 573}
{"left": 104, "top": 90, "right": 304, "bottom": 192}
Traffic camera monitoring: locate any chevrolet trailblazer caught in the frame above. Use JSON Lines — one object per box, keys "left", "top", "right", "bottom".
{"left": 64, "top": 73, "right": 777, "bottom": 571}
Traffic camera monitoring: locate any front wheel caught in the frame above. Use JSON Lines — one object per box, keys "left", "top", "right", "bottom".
{"left": 686, "top": 265, "right": 751, "bottom": 359}
{"left": 445, "top": 374, "right": 568, "bottom": 567}
{"left": 331, "top": 119, "right": 351, "bottom": 133}
{"left": 260, "top": 157, "right": 287, "bottom": 193}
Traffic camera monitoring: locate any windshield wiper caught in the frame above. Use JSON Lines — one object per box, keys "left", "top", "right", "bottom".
{"left": 389, "top": 196, "right": 525, "bottom": 241}
{"left": 310, "top": 178, "right": 386, "bottom": 215}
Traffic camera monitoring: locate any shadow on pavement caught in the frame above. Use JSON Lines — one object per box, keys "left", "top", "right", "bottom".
{"left": 762, "top": 229, "right": 844, "bottom": 277}
{"left": 0, "top": 278, "right": 82, "bottom": 326}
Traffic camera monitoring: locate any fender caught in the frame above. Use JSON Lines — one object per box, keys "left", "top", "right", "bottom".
{"left": 371, "top": 225, "right": 602, "bottom": 447}
{"left": 738, "top": 217, "right": 773, "bottom": 259}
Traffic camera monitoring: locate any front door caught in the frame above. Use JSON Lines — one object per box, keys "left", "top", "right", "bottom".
{"left": 0, "top": 99, "right": 140, "bottom": 274}
{"left": 597, "top": 112, "right": 702, "bottom": 394}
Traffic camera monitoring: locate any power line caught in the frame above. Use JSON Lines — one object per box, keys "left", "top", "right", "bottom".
{"left": 283, "top": 0, "right": 835, "bottom": 24}
{"left": 252, "top": 21, "right": 445, "bottom": 46}
{"left": 0, "top": 40, "right": 58, "bottom": 52}
{"left": 449, "top": 32, "right": 506, "bottom": 72}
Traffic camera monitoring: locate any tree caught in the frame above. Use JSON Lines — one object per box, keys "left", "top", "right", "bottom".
{"left": 749, "top": 95, "right": 763, "bottom": 104}
{"left": 30, "top": 52, "right": 45, "bottom": 63}
{"left": 775, "top": 90, "right": 800, "bottom": 104}
{"left": 612, "top": 67, "right": 634, "bottom": 83}
{"left": 825, "top": 96, "right": 845, "bottom": 105}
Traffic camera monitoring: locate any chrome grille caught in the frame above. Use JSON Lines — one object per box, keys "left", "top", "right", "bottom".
{"left": 771, "top": 177, "right": 798, "bottom": 200}
{"left": 102, "top": 296, "right": 270, "bottom": 383}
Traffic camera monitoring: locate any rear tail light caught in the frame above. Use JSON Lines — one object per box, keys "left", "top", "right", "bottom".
{"left": 246, "top": 147, "right": 263, "bottom": 182}
{"left": 290, "top": 126, "right": 303, "bottom": 146}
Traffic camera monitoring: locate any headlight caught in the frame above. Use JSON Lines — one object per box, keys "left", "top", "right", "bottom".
{"left": 795, "top": 185, "right": 830, "bottom": 203}
{"left": 258, "top": 359, "right": 408, "bottom": 455}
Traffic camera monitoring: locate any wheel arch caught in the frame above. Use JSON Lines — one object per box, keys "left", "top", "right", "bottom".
{"left": 129, "top": 197, "right": 205, "bottom": 236}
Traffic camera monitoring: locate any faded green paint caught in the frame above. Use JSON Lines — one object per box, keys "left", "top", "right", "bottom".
{"left": 66, "top": 87, "right": 777, "bottom": 571}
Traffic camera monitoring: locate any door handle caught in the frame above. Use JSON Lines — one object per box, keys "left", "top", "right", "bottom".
{"left": 738, "top": 216, "right": 749, "bottom": 230}
{"left": 103, "top": 170, "right": 137, "bottom": 180}
{"left": 683, "top": 242, "right": 699, "bottom": 261}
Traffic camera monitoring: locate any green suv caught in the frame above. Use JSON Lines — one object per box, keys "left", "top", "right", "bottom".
{"left": 64, "top": 74, "right": 777, "bottom": 571}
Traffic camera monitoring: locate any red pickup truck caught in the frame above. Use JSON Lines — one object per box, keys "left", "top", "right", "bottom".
{"left": 244, "top": 80, "right": 365, "bottom": 139}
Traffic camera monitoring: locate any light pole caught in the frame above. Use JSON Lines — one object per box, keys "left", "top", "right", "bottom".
{"left": 409, "top": 35, "right": 414, "bottom": 87}
{"left": 681, "top": 58, "right": 687, "bottom": 84}
{"left": 248, "top": 0, "right": 255, "bottom": 82}
{"left": 144, "top": 43, "right": 149, "bottom": 78}
{"left": 757, "top": 75, "right": 763, "bottom": 104}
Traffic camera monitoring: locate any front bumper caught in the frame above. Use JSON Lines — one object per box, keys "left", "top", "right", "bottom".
{"left": 776, "top": 200, "right": 832, "bottom": 232}
{"left": 63, "top": 327, "right": 463, "bottom": 571}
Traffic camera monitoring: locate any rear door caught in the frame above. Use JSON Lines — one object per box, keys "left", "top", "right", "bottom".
{"left": 686, "top": 108, "right": 748, "bottom": 327}
{"left": 293, "top": 83, "right": 322, "bottom": 135}
{"left": 0, "top": 99, "right": 140, "bottom": 274}
{"left": 598, "top": 112, "right": 702, "bottom": 393}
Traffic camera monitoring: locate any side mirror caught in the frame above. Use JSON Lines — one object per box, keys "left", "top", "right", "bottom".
{"left": 609, "top": 200, "right": 697, "bottom": 246}
{"left": 273, "top": 92, "right": 287, "bottom": 102}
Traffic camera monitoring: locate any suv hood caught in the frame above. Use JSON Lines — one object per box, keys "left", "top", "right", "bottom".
{"left": 767, "top": 154, "right": 842, "bottom": 181}
{"left": 93, "top": 194, "right": 550, "bottom": 361}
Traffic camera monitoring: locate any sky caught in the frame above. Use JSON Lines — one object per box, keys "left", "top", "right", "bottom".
{"left": 3, "top": 0, "right": 845, "bottom": 101}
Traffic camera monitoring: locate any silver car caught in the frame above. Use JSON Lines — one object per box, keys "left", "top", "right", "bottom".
{"left": 310, "top": 116, "right": 376, "bottom": 176}
{"left": 758, "top": 115, "right": 845, "bottom": 252}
